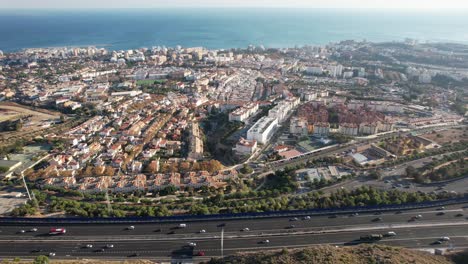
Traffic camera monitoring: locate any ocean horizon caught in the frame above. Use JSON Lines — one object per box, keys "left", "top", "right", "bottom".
{"left": 1, "top": 8, "right": 468, "bottom": 52}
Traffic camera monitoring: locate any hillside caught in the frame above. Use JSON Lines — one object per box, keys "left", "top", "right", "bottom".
{"left": 204, "top": 245, "right": 454, "bottom": 264}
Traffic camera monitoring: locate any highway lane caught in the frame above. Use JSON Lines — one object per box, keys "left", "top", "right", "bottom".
{"left": 1, "top": 224, "right": 467, "bottom": 259}
{"left": 0, "top": 204, "right": 466, "bottom": 240}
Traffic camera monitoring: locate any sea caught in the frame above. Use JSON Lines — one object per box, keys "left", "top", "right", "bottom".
{"left": 0, "top": 8, "right": 468, "bottom": 52}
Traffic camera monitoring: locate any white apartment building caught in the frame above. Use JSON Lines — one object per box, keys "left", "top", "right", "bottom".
{"left": 379, "top": 122, "right": 394, "bottom": 132}
{"left": 290, "top": 117, "right": 308, "bottom": 136}
{"left": 313, "top": 122, "right": 331, "bottom": 137}
{"left": 268, "top": 97, "right": 300, "bottom": 123}
{"left": 305, "top": 66, "right": 324, "bottom": 75}
{"left": 359, "top": 122, "right": 380, "bottom": 135}
{"left": 343, "top": 71, "right": 354, "bottom": 79}
{"left": 229, "top": 102, "right": 259, "bottom": 122}
{"left": 235, "top": 137, "right": 258, "bottom": 155}
{"left": 247, "top": 116, "right": 278, "bottom": 144}
{"left": 328, "top": 64, "right": 343, "bottom": 78}
{"left": 302, "top": 91, "right": 317, "bottom": 101}
{"left": 338, "top": 123, "right": 359, "bottom": 136}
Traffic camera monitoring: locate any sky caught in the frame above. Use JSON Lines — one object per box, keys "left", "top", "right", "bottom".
{"left": 1, "top": 0, "right": 468, "bottom": 9}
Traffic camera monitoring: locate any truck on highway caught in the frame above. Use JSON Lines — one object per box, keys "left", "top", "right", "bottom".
{"left": 360, "top": 234, "right": 383, "bottom": 241}
{"left": 49, "top": 228, "right": 66, "bottom": 235}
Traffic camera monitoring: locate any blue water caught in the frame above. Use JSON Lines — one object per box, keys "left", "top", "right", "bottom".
{"left": 1, "top": 9, "right": 468, "bottom": 52}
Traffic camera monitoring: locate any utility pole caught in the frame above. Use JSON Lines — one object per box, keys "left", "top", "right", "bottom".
{"left": 105, "top": 189, "right": 113, "bottom": 215}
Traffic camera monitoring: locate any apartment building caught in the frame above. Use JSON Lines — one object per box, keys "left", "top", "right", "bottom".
{"left": 247, "top": 116, "right": 278, "bottom": 144}
{"left": 228, "top": 102, "right": 259, "bottom": 122}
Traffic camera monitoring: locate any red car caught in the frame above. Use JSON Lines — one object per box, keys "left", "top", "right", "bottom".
{"left": 49, "top": 228, "right": 66, "bottom": 235}
{"left": 195, "top": 251, "right": 205, "bottom": 256}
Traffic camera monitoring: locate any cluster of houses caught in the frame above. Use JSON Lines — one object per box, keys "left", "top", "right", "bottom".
{"left": 42, "top": 169, "right": 238, "bottom": 193}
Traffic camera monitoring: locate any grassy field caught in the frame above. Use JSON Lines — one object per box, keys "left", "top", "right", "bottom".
{"left": 136, "top": 79, "right": 167, "bottom": 85}
{"left": 297, "top": 140, "right": 317, "bottom": 152}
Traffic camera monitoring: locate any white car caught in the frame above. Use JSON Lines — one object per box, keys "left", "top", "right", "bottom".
{"left": 386, "top": 231, "right": 397, "bottom": 236}
{"left": 440, "top": 237, "right": 450, "bottom": 241}
{"left": 261, "top": 239, "right": 270, "bottom": 244}
{"left": 86, "top": 244, "right": 93, "bottom": 248}
{"left": 49, "top": 252, "right": 56, "bottom": 257}
{"left": 106, "top": 244, "right": 114, "bottom": 248}
{"left": 199, "top": 229, "right": 206, "bottom": 233}
{"left": 19, "top": 230, "right": 25, "bottom": 233}
{"left": 188, "top": 242, "right": 197, "bottom": 247}
{"left": 30, "top": 228, "right": 38, "bottom": 232}
{"left": 179, "top": 223, "right": 187, "bottom": 228}
{"left": 415, "top": 215, "right": 423, "bottom": 219}
{"left": 127, "top": 226, "right": 135, "bottom": 230}
{"left": 241, "top": 228, "right": 250, "bottom": 231}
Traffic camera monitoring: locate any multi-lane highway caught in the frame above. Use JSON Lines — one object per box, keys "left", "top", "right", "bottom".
{"left": 0, "top": 204, "right": 466, "bottom": 261}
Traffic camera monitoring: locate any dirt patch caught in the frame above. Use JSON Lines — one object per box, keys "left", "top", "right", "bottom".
{"left": 0, "top": 102, "right": 60, "bottom": 127}
{"left": 207, "top": 244, "right": 453, "bottom": 264}
{"left": 422, "top": 127, "right": 468, "bottom": 145}
{"left": 0, "top": 102, "right": 61, "bottom": 143}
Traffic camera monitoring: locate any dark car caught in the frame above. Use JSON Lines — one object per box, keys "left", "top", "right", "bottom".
{"left": 128, "top": 253, "right": 140, "bottom": 257}
{"left": 328, "top": 214, "right": 338, "bottom": 218}
{"left": 455, "top": 213, "right": 464, "bottom": 217}
{"left": 372, "top": 217, "right": 383, "bottom": 222}
{"left": 31, "top": 249, "right": 44, "bottom": 253}
{"left": 436, "top": 212, "right": 445, "bottom": 216}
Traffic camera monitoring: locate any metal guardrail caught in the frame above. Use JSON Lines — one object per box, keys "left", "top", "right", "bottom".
{"left": 0, "top": 196, "right": 467, "bottom": 225}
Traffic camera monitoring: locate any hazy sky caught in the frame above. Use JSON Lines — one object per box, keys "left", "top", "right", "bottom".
{"left": 1, "top": 0, "right": 468, "bottom": 9}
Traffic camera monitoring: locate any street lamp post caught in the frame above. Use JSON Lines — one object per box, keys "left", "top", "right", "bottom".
{"left": 21, "top": 172, "right": 32, "bottom": 201}
{"left": 221, "top": 227, "right": 224, "bottom": 258}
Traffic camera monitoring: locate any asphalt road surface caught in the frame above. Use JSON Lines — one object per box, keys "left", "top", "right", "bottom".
{"left": 0, "top": 204, "right": 466, "bottom": 261}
